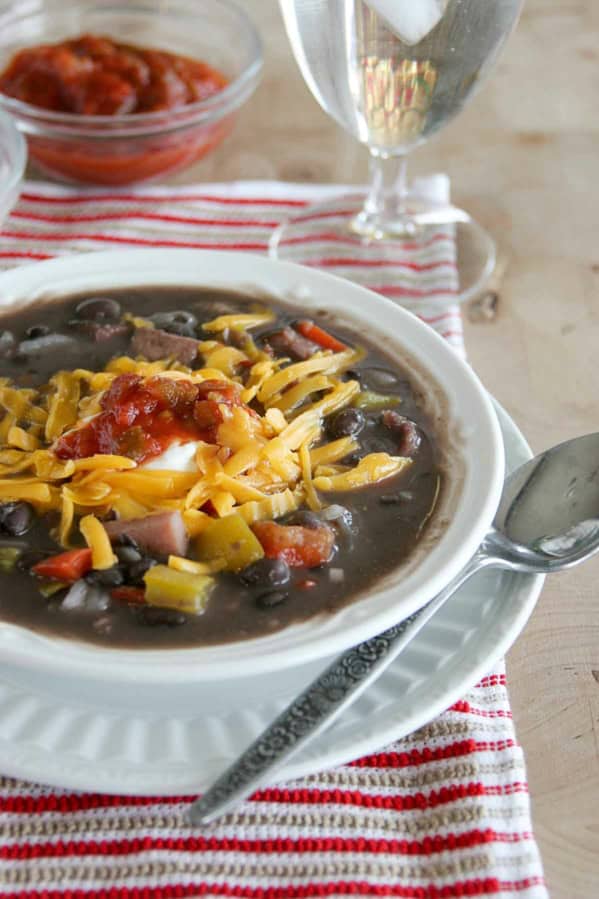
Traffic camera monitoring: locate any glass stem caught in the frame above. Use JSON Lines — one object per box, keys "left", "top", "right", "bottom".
{"left": 351, "top": 152, "right": 417, "bottom": 239}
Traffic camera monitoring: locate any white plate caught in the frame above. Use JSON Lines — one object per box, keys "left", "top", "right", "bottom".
{"left": 0, "top": 401, "right": 542, "bottom": 794}
{"left": 0, "top": 248, "right": 504, "bottom": 682}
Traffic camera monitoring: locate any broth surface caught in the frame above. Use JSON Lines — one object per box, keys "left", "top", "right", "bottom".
{"left": 0, "top": 287, "right": 442, "bottom": 648}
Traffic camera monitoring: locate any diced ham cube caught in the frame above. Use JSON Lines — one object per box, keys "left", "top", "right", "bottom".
{"left": 252, "top": 521, "right": 335, "bottom": 568}
{"left": 265, "top": 327, "right": 319, "bottom": 361}
{"left": 105, "top": 510, "right": 188, "bottom": 557}
{"left": 131, "top": 327, "right": 198, "bottom": 365}
{"left": 382, "top": 411, "right": 422, "bottom": 457}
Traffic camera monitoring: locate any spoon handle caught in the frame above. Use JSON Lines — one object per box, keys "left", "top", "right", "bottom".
{"left": 189, "top": 552, "right": 488, "bottom": 826}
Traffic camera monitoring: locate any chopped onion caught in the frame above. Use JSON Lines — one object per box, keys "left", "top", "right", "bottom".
{"left": 321, "top": 505, "right": 353, "bottom": 529}
{"left": 61, "top": 580, "right": 110, "bottom": 612}
{"left": 328, "top": 567, "right": 345, "bottom": 583}
{"left": 85, "top": 588, "right": 111, "bottom": 613}
{"left": 61, "top": 580, "right": 88, "bottom": 610}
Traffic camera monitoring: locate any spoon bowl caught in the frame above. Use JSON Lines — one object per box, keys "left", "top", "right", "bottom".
{"left": 495, "top": 431, "right": 599, "bottom": 552}
{"left": 190, "top": 431, "right": 599, "bottom": 825}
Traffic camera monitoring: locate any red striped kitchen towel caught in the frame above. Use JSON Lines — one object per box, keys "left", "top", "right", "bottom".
{"left": 0, "top": 180, "right": 546, "bottom": 898}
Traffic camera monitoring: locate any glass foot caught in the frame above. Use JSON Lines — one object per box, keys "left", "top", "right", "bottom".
{"left": 269, "top": 194, "right": 496, "bottom": 308}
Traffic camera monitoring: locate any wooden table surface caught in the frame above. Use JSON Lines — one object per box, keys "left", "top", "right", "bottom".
{"left": 179, "top": 1, "right": 599, "bottom": 895}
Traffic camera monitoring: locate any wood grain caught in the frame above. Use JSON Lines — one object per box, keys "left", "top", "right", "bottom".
{"left": 44, "top": 0, "right": 599, "bottom": 894}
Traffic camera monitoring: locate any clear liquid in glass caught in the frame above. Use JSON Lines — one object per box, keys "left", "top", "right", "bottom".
{"left": 280, "top": 0, "right": 522, "bottom": 155}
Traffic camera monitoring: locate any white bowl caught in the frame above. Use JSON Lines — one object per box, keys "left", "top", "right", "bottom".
{"left": 0, "top": 249, "right": 504, "bottom": 683}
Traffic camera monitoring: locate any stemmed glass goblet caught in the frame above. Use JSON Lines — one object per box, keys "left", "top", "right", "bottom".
{"left": 270, "top": 0, "right": 524, "bottom": 305}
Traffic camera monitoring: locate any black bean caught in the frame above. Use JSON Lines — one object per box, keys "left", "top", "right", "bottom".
{"left": 127, "top": 557, "right": 157, "bottom": 585}
{"left": 85, "top": 566, "right": 125, "bottom": 588}
{"left": 17, "top": 334, "right": 78, "bottom": 357}
{"left": 168, "top": 310, "right": 197, "bottom": 327}
{"left": 163, "top": 321, "right": 196, "bottom": 337}
{"left": 149, "top": 311, "right": 198, "bottom": 337}
{"left": 75, "top": 297, "right": 122, "bottom": 323}
{"left": 344, "top": 369, "right": 362, "bottom": 385}
{"left": 24, "top": 324, "right": 50, "bottom": 340}
{"left": 0, "top": 330, "right": 16, "bottom": 358}
{"left": 283, "top": 510, "right": 322, "bottom": 530}
{"left": 239, "top": 558, "right": 291, "bottom": 590}
{"left": 327, "top": 408, "right": 366, "bottom": 439}
{"left": 114, "top": 533, "right": 141, "bottom": 549}
{"left": 137, "top": 606, "right": 186, "bottom": 627}
{"left": 0, "top": 502, "right": 34, "bottom": 536}
{"left": 361, "top": 366, "right": 402, "bottom": 391}
{"left": 255, "top": 591, "right": 288, "bottom": 609}
{"left": 114, "top": 544, "right": 142, "bottom": 565}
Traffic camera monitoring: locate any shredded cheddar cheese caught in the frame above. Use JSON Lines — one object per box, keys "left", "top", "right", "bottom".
{"left": 202, "top": 312, "right": 275, "bottom": 332}
{"left": 310, "top": 436, "right": 358, "bottom": 467}
{"left": 80, "top": 514, "right": 118, "bottom": 570}
{"left": 313, "top": 454, "right": 412, "bottom": 491}
{"left": 45, "top": 372, "right": 81, "bottom": 442}
{"left": 168, "top": 555, "right": 225, "bottom": 575}
{"left": 299, "top": 438, "right": 321, "bottom": 512}
{"left": 58, "top": 493, "right": 75, "bottom": 547}
{"left": 7, "top": 426, "right": 40, "bottom": 452}
{"left": 0, "top": 317, "right": 412, "bottom": 575}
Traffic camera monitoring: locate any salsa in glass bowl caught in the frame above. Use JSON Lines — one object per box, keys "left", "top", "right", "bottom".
{"left": 0, "top": 0, "right": 262, "bottom": 185}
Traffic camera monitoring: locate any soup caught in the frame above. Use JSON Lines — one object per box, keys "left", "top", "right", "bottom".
{"left": 0, "top": 287, "right": 443, "bottom": 648}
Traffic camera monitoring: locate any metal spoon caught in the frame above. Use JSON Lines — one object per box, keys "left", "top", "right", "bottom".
{"left": 189, "top": 432, "right": 599, "bottom": 826}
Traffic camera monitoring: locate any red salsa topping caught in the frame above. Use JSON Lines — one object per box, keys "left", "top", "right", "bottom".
{"left": 251, "top": 521, "right": 336, "bottom": 569}
{"left": 0, "top": 33, "right": 228, "bottom": 115}
{"left": 54, "top": 374, "right": 244, "bottom": 464}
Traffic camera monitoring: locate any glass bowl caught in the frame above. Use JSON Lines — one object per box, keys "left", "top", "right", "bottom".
{"left": 0, "top": 0, "right": 263, "bottom": 186}
{"left": 0, "top": 107, "right": 26, "bottom": 221}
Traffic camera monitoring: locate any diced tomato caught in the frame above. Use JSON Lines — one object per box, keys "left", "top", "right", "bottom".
{"left": 32, "top": 548, "right": 93, "bottom": 583}
{"left": 252, "top": 521, "right": 335, "bottom": 569}
{"left": 100, "top": 373, "right": 141, "bottom": 411}
{"left": 193, "top": 399, "right": 224, "bottom": 430}
{"left": 54, "top": 424, "right": 99, "bottom": 460}
{"left": 146, "top": 376, "right": 197, "bottom": 412}
{"left": 295, "top": 320, "right": 347, "bottom": 353}
{"left": 54, "top": 374, "right": 255, "bottom": 465}
{"left": 111, "top": 586, "right": 146, "bottom": 605}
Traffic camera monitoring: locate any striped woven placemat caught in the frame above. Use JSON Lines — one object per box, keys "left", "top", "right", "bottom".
{"left": 0, "top": 179, "right": 546, "bottom": 899}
